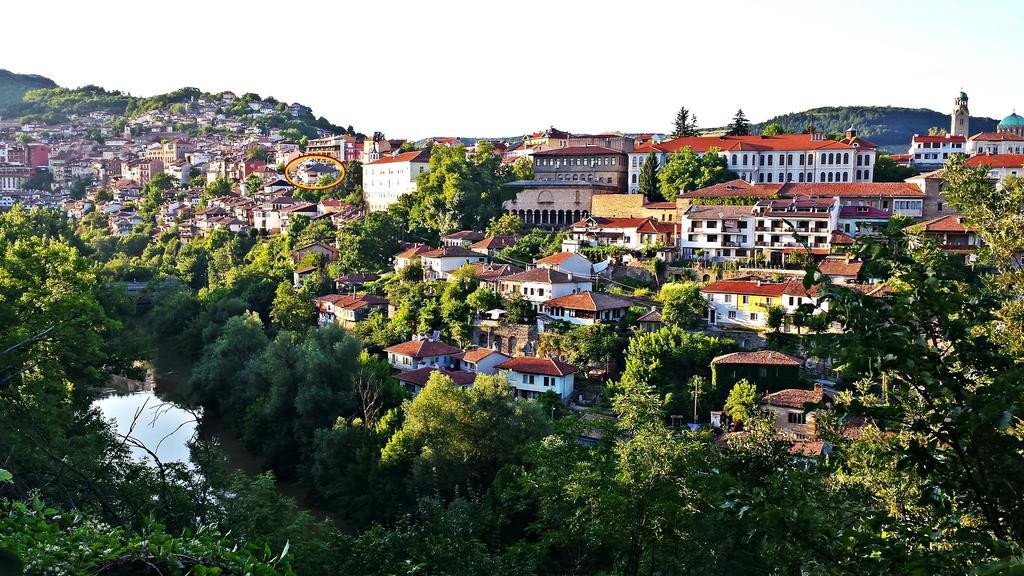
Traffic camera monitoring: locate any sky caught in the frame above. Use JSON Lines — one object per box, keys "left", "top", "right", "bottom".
{"left": 4, "top": 0, "right": 1023, "bottom": 139}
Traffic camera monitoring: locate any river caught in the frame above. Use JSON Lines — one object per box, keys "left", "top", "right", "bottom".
{"left": 92, "top": 349, "right": 320, "bottom": 512}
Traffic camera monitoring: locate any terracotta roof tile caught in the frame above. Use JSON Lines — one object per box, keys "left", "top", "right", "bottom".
{"left": 496, "top": 356, "right": 578, "bottom": 376}
{"left": 712, "top": 350, "right": 801, "bottom": 367}
{"left": 542, "top": 291, "right": 634, "bottom": 311}
{"left": 384, "top": 338, "right": 463, "bottom": 358}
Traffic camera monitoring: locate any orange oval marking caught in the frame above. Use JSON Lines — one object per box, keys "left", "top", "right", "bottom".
{"left": 283, "top": 154, "right": 348, "bottom": 191}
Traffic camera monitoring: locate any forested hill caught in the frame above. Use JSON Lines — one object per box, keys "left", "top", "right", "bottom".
{"left": 753, "top": 106, "right": 999, "bottom": 151}
{"left": 0, "top": 72, "right": 357, "bottom": 139}
{"left": 0, "top": 69, "right": 57, "bottom": 112}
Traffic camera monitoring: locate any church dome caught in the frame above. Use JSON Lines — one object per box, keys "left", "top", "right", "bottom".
{"left": 959, "top": 91, "right": 968, "bottom": 99}
{"left": 999, "top": 112, "right": 1024, "bottom": 128}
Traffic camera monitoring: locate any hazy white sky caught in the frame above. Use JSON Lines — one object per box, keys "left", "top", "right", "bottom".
{"left": 4, "top": 0, "right": 1022, "bottom": 138}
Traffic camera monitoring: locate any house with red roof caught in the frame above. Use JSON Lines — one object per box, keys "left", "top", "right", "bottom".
{"left": 711, "top": 350, "right": 802, "bottom": 393}
{"left": 628, "top": 129, "right": 877, "bottom": 193}
{"left": 905, "top": 214, "right": 981, "bottom": 262}
{"left": 396, "top": 367, "right": 476, "bottom": 397}
{"left": 534, "top": 251, "right": 593, "bottom": 277}
{"left": 453, "top": 347, "right": 511, "bottom": 375}
{"left": 907, "top": 134, "right": 966, "bottom": 170}
{"left": 362, "top": 150, "right": 430, "bottom": 212}
{"left": 539, "top": 291, "right": 634, "bottom": 328}
{"left": 764, "top": 383, "right": 828, "bottom": 440}
{"left": 967, "top": 131, "right": 1024, "bottom": 156}
{"left": 419, "top": 245, "right": 488, "bottom": 280}
{"left": 964, "top": 153, "right": 1024, "bottom": 181}
{"left": 566, "top": 215, "right": 676, "bottom": 254}
{"left": 314, "top": 293, "right": 389, "bottom": 329}
{"left": 498, "top": 267, "right": 593, "bottom": 311}
{"left": 752, "top": 197, "right": 840, "bottom": 262}
{"left": 495, "top": 356, "right": 578, "bottom": 401}
{"left": 393, "top": 243, "right": 433, "bottom": 271}
{"left": 701, "top": 276, "right": 827, "bottom": 331}
{"left": 384, "top": 334, "right": 463, "bottom": 372}
{"left": 469, "top": 235, "right": 521, "bottom": 257}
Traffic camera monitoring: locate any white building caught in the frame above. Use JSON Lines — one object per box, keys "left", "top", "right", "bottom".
{"left": 362, "top": 150, "right": 430, "bottom": 212}
{"left": 495, "top": 356, "right": 578, "bottom": 401}
{"left": 533, "top": 251, "right": 593, "bottom": 277}
{"left": 453, "top": 348, "right": 511, "bottom": 375}
{"left": 384, "top": 334, "right": 463, "bottom": 372}
{"left": 679, "top": 205, "right": 755, "bottom": 261}
{"left": 908, "top": 134, "right": 966, "bottom": 169}
{"left": 539, "top": 291, "right": 634, "bottom": 327}
{"left": 965, "top": 154, "right": 1024, "bottom": 181}
{"left": 627, "top": 131, "right": 878, "bottom": 193}
{"left": 752, "top": 197, "right": 840, "bottom": 261}
{"left": 498, "top": 268, "right": 593, "bottom": 311}
{"left": 420, "top": 246, "right": 488, "bottom": 281}
{"left": 968, "top": 132, "right": 1024, "bottom": 156}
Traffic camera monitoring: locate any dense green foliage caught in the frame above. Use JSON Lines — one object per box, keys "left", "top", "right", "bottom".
{"left": 754, "top": 105, "right": 1000, "bottom": 151}
{"left": 657, "top": 146, "right": 737, "bottom": 201}
{"left": 0, "top": 69, "right": 57, "bottom": 113}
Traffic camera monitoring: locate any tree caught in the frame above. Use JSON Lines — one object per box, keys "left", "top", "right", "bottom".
{"left": 638, "top": 152, "right": 660, "bottom": 200}
{"left": 658, "top": 282, "right": 705, "bottom": 328}
{"left": 873, "top": 154, "right": 919, "bottom": 182}
{"left": 205, "top": 175, "right": 232, "bottom": 197}
{"left": 616, "top": 326, "right": 735, "bottom": 416}
{"left": 761, "top": 122, "right": 785, "bottom": 136}
{"left": 657, "top": 146, "right": 737, "bottom": 201}
{"left": 381, "top": 371, "right": 548, "bottom": 499}
{"left": 336, "top": 211, "right": 402, "bottom": 273}
{"left": 765, "top": 304, "right": 785, "bottom": 332}
{"left": 671, "top": 106, "right": 699, "bottom": 138}
{"left": 727, "top": 108, "right": 750, "bottom": 136}
{"left": 723, "top": 379, "right": 759, "bottom": 424}
{"left": 270, "top": 281, "right": 314, "bottom": 331}
{"left": 484, "top": 213, "right": 523, "bottom": 237}
{"left": 510, "top": 156, "right": 533, "bottom": 180}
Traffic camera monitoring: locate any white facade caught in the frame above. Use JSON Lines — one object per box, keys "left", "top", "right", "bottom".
{"left": 627, "top": 134, "right": 877, "bottom": 194}
{"left": 362, "top": 151, "right": 429, "bottom": 212}
{"left": 679, "top": 205, "right": 755, "bottom": 261}
{"left": 908, "top": 135, "right": 966, "bottom": 169}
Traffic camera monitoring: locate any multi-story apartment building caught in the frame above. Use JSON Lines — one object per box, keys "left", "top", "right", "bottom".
{"left": 305, "top": 135, "right": 360, "bottom": 162}
{"left": 362, "top": 150, "right": 430, "bottom": 212}
{"left": 678, "top": 205, "right": 755, "bottom": 261}
{"left": 532, "top": 146, "right": 628, "bottom": 191}
{"left": 907, "top": 134, "right": 966, "bottom": 170}
{"left": 0, "top": 164, "right": 31, "bottom": 192}
{"left": 965, "top": 154, "right": 1024, "bottom": 181}
{"left": 752, "top": 197, "right": 840, "bottom": 260}
{"left": 628, "top": 131, "right": 877, "bottom": 193}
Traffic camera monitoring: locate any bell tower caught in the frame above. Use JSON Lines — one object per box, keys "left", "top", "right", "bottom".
{"left": 951, "top": 91, "right": 970, "bottom": 137}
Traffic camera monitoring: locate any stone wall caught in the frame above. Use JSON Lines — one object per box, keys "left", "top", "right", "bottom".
{"left": 591, "top": 194, "right": 680, "bottom": 221}
{"left": 471, "top": 321, "right": 538, "bottom": 357}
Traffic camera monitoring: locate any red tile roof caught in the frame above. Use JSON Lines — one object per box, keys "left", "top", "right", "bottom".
{"left": 777, "top": 182, "right": 925, "bottom": 198}
{"left": 543, "top": 291, "right": 634, "bottom": 311}
{"left": 394, "top": 244, "right": 433, "bottom": 259}
{"left": 453, "top": 347, "right": 510, "bottom": 364}
{"left": 395, "top": 367, "right": 476, "bottom": 387}
{"left": 702, "top": 278, "right": 788, "bottom": 297}
{"left": 366, "top": 150, "right": 430, "bottom": 165}
{"left": 470, "top": 235, "right": 521, "bottom": 250}
{"left": 765, "top": 386, "right": 826, "bottom": 409}
{"left": 912, "top": 135, "right": 966, "bottom": 143}
{"left": 712, "top": 350, "right": 801, "bottom": 366}
{"left": 535, "top": 251, "right": 585, "bottom": 265}
{"left": 830, "top": 230, "right": 856, "bottom": 245}
{"left": 964, "top": 154, "right": 1024, "bottom": 169}
{"left": 634, "top": 133, "right": 856, "bottom": 154}
{"left": 496, "top": 356, "right": 578, "bottom": 376}
{"left": 533, "top": 146, "right": 624, "bottom": 156}
{"left": 906, "top": 214, "right": 974, "bottom": 233}
{"left": 969, "top": 131, "right": 1024, "bottom": 142}
{"left": 818, "top": 259, "right": 863, "bottom": 278}
{"left": 679, "top": 179, "right": 782, "bottom": 199}
{"left": 421, "top": 246, "right": 482, "bottom": 258}
{"left": 384, "top": 338, "right": 463, "bottom": 358}
{"left": 315, "top": 293, "right": 388, "bottom": 311}
{"left": 502, "top": 267, "right": 585, "bottom": 284}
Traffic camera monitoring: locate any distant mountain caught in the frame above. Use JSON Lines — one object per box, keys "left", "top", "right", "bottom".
{"left": 752, "top": 106, "right": 999, "bottom": 152}
{"left": 0, "top": 69, "right": 57, "bottom": 114}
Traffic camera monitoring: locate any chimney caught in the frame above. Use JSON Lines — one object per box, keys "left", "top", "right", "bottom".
{"left": 845, "top": 127, "right": 857, "bottom": 140}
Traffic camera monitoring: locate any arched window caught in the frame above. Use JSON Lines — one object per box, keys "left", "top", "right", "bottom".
{"left": 799, "top": 153, "right": 805, "bottom": 165}
{"left": 827, "top": 172, "right": 834, "bottom": 182}
{"left": 799, "top": 172, "right": 805, "bottom": 182}
{"left": 864, "top": 170, "right": 870, "bottom": 180}
{"left": 787, "top": 172, "right": 793, "bottom": 182}
{"left": 731, "top": 154, "right": 737, "bottom": 165}
{"left": 758, "top": 173, "right": 765, "bottom": 183}
{"left": 631, "top": 173, "right": 637, "bottom": 183}
{"left": 842, "top": 171, "right": 849, "bottom": 182}
{"left": 820, "top": 153, "right": 826, "bottom": 164}
{"left": 767, "top": 173, "right": 773, "bottom": 183}
{"left": 787, "top": 154, "right": 793, "bottom": 165}
{"left": 828, "top": 153, "right": 834, "bottom": 164}
{"left": 742, "top": 154, "right": 748, "bottom": 166}
{"left": 856, "top": 169, "right": 861, "bottom": 179}
{"left": 843, "top": 153, "right": 850, "bottom": 164}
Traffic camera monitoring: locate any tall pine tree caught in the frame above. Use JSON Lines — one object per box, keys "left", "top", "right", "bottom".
{"left": 727, "top": 108, "right": 750, "bottom": 136}
{"left": 672, "top": 107, "right": 699, "bottom": 138}
{"left": 638, "top": 152, "right": 660, "bottom": 200}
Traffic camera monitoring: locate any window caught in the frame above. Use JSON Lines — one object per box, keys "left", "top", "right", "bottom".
{"left": 799, "top": 173, "right": 805, "bottom": 182}
{"left": 767, "top": 155, "right": 773, "bottom": 166}
{"left": 750, "top": 312, "right": 759, "bottom": 321}
{"left": 820, "top": 153, "right": 826, "bottom": 164}
{"left": 741, "top": 295, "right": 749, "bottom": 304}
{"left": 631, "top": 173, "right": 637, "bottom": 183}
{"left": 728, "top": 311, "right": 736, "bottom": 319}
{"left": 799, "top": 153, "right": 805, "bottom": 165}
{"left": 788, "top": 412, "right": 807, "bottom": 424}
{"left": 828, "top": 153, "right": 834, "bottom": 164}
{"left": 767, "top": 173, "right": 773, "bottom": 183}
{"left": 724, "top": 294, "right": 732, "bottom": 303}
{"left": 787, "top": 154, "right": 793, "bottom": 165}
{"left": 842, "top": 172, "right": 848, "bottom": 182}
{"left": 731, "top": 154, "right": 737, "bottom": 165}
{"left": 843, "top": 153, "right": 849, "bottom": 164}
{"left": 742, "top": 154, "right": 748, "bottom": 166}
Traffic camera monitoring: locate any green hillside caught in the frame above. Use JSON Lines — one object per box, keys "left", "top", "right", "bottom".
{"left": 0, "top": 69, "right": 57, "bottom": 114}
{"left": 753, "top": 106, "right": 999, "bottom": 151}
